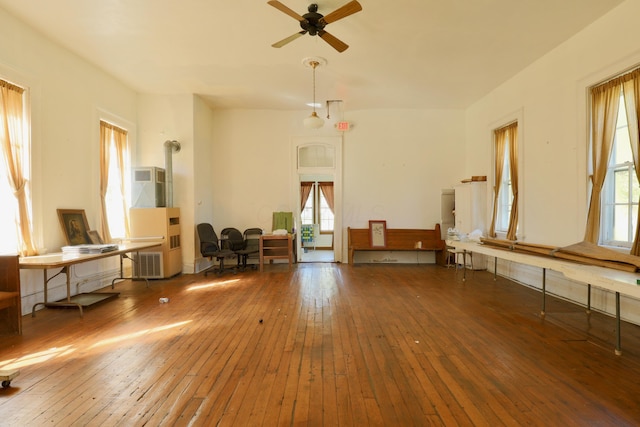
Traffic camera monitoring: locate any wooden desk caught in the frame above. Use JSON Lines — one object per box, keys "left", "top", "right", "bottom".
{"left": 20, "top": 241, "right": 162, "bottom": 317}
{"left": 447, "top": 239, "right": 640, "bottom": 355}
{"left": 259, "top": 234, "right": 293, "bottom": 272}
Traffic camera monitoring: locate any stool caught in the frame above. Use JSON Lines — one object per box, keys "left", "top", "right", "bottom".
{"left": 447, "top": 248, "right": 473, "bottom": 280}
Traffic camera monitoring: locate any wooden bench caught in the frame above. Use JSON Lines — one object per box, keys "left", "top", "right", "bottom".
{"left": 347, "top": 224, "right": 446, "bottom": 266}
{"left": 0, "top": 255, "right": 21, "bottom": 335}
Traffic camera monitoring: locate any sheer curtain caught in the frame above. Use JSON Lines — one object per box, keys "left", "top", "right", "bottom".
{"left": 584, "top": 80, "right": 622, "bottom": 243}
{"left": 99, "top": 120, "right": 130, "bottom": 243}
{"left": 489, "top": 122, "right": 518, "bottom": 240}
{"left": 0, "top": 80, "right": 36, "bottom": 256}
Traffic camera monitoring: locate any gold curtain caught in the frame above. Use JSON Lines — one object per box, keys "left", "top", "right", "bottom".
{"left": 584, "top": 80, "right": 622, "bottom": 243}
{"left": 113, "top": 126, "right": 130, "bottom": 239}
{"left": 0, "top": 80, "right": 36, "bottom": 256}
{"left": 319, "top": 182, "right": 334, "bottom": 214}
{"left": 506, "top": 124, "right": 519, "bottom": 241}
{"left": 300, "top": 182, "right": 313, "bottom": 211}
{"left": 99, "top": 120, "right": 129, "bottom": 243}
{"left": 622, "top": 69, "right": 640, "bottom": 254}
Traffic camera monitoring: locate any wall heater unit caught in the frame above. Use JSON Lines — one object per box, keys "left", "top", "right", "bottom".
{"left": 132, "top": 167, "right": 166, "bottom": 208}
{"left": 133, "top": 252, "right": 164, "bottom": 279}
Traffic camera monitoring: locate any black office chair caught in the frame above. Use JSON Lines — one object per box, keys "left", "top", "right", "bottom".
{"left": 196, "top": 223, "right": 235, "bottom": 276}
{"left": 242, "top": 227, "right": 263, "bottom": 270}
{"left": 221, "top": 227, "right": 261, "bottom": 271}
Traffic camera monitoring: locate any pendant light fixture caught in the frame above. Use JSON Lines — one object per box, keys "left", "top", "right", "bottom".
{"left": 303, "top": 57, "right": 326, "bottom": 129}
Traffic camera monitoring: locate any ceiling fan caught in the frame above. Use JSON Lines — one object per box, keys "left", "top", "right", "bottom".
{"left": 267, "top": 1, "right": 363, "bottom": 53}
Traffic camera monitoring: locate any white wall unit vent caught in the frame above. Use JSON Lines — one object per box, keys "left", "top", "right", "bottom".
{"left": 132, "top": 167, "right": 166, "bottom": 208}
{"left": 133, "top": 252, "right": 164, "bottom": 279}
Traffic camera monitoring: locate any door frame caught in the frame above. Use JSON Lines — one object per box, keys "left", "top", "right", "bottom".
{"left": 291, "top": 135, "right": 343, "bottom": 262}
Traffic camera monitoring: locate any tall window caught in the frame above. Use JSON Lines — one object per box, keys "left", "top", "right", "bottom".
{"left": 0, "top": 79, "right": 35, "bottom": 255}
{"left": 99, "top": 121, "right": 130, "bottom": 242}
{"left": 600, "top": 91, "right": 639, "bottom": 247}
{"left": 586, "top": 67, "right": 640, "bottom": 253}
{"left": 490, "top": 122, "right": 518, "bottom": 240}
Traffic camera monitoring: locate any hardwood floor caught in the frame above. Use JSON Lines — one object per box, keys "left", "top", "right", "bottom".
{"left": 1, "top": 263, "right": 640, "bottom": 426}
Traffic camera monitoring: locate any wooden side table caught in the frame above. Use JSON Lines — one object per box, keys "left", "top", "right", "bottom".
{"left": 259, "top": 234, "right": 293, "bottom": 272}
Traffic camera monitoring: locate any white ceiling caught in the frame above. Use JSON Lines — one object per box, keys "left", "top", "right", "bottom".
{"left": 0, "top": 0, "right": 624, "bottom": 111}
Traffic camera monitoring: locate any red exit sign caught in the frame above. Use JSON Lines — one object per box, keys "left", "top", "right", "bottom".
{"left": 336, "top": 121, "right": 350, "bottom": 131}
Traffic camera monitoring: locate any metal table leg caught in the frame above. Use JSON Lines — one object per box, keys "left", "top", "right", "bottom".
{"left": 32, "top": 266, "right": 83, "bottom": 317}
{"left": 541, "top": 268, "right": 546, "bottom": 317}
{"left": 615, "top": 292, "right": 622, "bottom": 356}
{"left": 462, "top": 250, "right": 467, "bottom": 282}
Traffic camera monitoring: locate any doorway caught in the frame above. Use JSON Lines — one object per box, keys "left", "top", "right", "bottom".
{"left": 300, "top": 180, "right": 335, "bottom": 263}
{"left": 292, "top": 136, "right": 343, "bottom": 263}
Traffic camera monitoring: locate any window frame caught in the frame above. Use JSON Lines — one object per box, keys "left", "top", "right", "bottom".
{"left": 0, "top": 77, "right": 32, "bottom": 255}
{"left": 489, "top": 112, "right": 524, "bottom": 241}
{"left": 598, "top": 90, "right": 639, "bottom": 248}
{"left": 300, "top": 182, "right": 334, "bottom": 234}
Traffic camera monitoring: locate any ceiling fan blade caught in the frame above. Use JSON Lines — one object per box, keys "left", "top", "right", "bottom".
{"left": 267, "top": 0, "right": 306, "bottom": 22}
{"left": 318, "top": 30, "right": 349, "bottom": 53}
{"left": 272, "top": 31, "right": 306, "bottom": 48}
{"left": 320, "top": 0, "right": 362, "bottom": 25}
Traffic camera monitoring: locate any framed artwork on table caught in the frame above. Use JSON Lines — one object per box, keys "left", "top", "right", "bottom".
{"left": 369, "top": 220, "right": 387, "bottom": 248}
{"left": 57, "top": 209, "right": 91, "bottom": 245}
{"left": 87, "top": 230, "right": 104, "bottom": 245}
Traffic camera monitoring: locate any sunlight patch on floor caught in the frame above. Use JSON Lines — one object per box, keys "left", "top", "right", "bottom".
{"left": 186, "top": 278, "right": 241, "bottom": 291}
{"left": 0, "top": 345, "right": 75, "bottom": 370}
{"left": 89, "top": 320, "right": 192, "bottom": 349}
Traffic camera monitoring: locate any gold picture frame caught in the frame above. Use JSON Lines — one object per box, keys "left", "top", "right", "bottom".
{"left": 57, "top": 209, "right": 91, "bottom": 245}
{"left": 369, "top": 220, "right": 387, "bottom": 248}
{"left": 87, "top": 230, "right": 104, "bottom": 245}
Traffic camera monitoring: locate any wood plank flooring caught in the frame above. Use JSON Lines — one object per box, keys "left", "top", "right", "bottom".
{"left": 1, "top": 263, "right": 640, "bottom": 425}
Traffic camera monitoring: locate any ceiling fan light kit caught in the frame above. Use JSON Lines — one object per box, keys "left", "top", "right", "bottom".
{"left": 268, "top": 0, "right": 362, "bottom": 52}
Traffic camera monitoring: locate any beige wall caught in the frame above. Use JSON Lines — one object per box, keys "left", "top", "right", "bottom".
{"left": 464, "top": 0, "right": 640, "bottom": 323}
{"left": 208, "top": 108, "right": 466, "bottom": 264}
{"left": 0, "top": 6, "right": 138, "bottom": 312}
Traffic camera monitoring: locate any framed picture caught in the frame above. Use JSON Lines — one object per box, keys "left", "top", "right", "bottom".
{"left": 57, "top": 209, "right": 91, "bottom": 245}
{"left": 87, "top": 230, "right": 104, "bottom": 245}
{"left": 369, "top": 220, "right": 387, "bottom": 248}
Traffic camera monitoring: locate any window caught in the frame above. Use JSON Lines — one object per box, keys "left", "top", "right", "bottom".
{"left": 600, "top": 91, "right": 639, "bottom": 247}
{"left": 0, "top": 79, "right": 33, "bottom": 255}
{"left": 495, "top": 138, "right": 512, "bottom": 233}
{"left": 0, "top": 148, "right": 23, "bottom": 254}
{"left": 300, "top": 182, "right": 334, "bottom": 233}
{"left": 318, "top": 191, "right": 334, "bottom": 231}
{"left": 490, "top": 122, "right": 518, "bottom": 240}
{"left": 99, "top": 121, "right": 130, "bottom": 241}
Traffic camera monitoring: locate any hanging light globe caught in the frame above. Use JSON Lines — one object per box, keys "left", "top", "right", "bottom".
{"left": 304, "top": 111, "right": 324, "bottom": 128}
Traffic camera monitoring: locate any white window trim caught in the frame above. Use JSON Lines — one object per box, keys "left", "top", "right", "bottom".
{"left": 488, "top": 109, "right": 524, "bottom": 241}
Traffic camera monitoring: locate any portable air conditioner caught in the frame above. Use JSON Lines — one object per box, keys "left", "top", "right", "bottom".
{"left": 131, "top": 167, "right": 166, "bottom": 208}
{"left": 132, "top": 252, "right": 164, "bottom": 279}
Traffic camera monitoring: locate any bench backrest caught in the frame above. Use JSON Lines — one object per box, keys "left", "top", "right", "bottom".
{"left": 348, "top": 224, "right": 444, "bottom": 250}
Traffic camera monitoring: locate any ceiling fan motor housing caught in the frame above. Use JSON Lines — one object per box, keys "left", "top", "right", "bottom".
{"left": 301, "top": 4, "right": 325, "bottom": 35}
